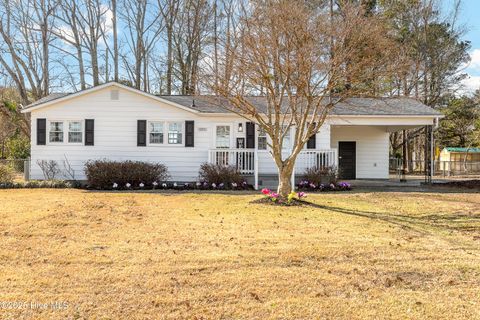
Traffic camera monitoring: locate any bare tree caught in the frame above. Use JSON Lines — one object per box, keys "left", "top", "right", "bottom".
{"left": 120, "top": 0, "right": 164, "bottom": 90}
{"left": 53, "top": 0, "right": 87, "bottom": 89}
{"left": 209, "top": 0, "right": 399, "bottom": 198}
{"left": 159, "top": 0, "right": 180, "bottom": 94}
{"left": 112, "top": 0, "right": 119, "bottom": 82}
{"left": 77, "top": 0, "right": 110, "bottom": 86}
{"left": 0, "top": 0, "right": 57, "bottom": 104}
{"left": 173, "top": 0, "right": 212, "bottom": 94}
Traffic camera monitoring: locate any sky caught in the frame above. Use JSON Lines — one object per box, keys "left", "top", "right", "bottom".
{"left": 445, "top": 0, "right": 480, "bottom": 94}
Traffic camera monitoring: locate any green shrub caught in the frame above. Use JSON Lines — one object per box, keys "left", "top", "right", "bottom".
{"left": 85, "top": 160, "right": 170, "bottom": 189}
{"left": 302, "top": 166, "right": 337, "bottom": 185}
{"left": 198, "top": 163, "right": 244, "bottom": 186}
{"left": 6, "top": 135, "right": 30, "bottom": 159}
{"left": 0, "top": 164, "right": 14, "bottom": 183}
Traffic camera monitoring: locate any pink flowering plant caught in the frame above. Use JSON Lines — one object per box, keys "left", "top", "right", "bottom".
{"left": 297, "top": 180, "right": 351, "bottom": 192}
{"left": 261, "top": 188, "right": 306, "bottom": 205}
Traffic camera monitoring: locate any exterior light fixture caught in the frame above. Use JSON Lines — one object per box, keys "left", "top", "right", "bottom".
{"left": 238, "top": 123, "right": 244, "bottom": 133}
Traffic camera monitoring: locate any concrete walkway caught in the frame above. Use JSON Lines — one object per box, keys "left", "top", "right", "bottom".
{"left": 343, "top": 174, "right": 480, "bottom": 188}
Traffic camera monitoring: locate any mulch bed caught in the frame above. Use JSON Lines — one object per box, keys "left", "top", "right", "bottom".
{"left": 432, "top": 180, "right": 480, "bottom": 189}
{"left": 250, "top": 197, "right": 308, "bottom": 207}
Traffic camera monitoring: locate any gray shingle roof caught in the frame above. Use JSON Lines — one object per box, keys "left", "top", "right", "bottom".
{"left": 160, "top": 95, "right": 443, "bottom": 116}
{"left": 23, "top": 84, "right": 442, "bottom": 117}
{"left": 23, "top": 93, "right": 70, "bottom": 109}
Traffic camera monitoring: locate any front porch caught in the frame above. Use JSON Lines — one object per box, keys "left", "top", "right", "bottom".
{"left": 208, "top": 149, "right": 338, "bottom": 189}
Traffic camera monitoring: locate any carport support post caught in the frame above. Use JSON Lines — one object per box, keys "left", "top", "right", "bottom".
{"left": 400, "top": 130, "right": 407, "bottom": 182}
{"left": 424, "top": 125, "right": 433, "bottom": 184}
{"left": 430, "top": 125, "right": 434, "bottom": 180}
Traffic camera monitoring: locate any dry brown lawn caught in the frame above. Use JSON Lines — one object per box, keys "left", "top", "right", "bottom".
{"left": 0, "top": 189, "right": 479, "bottom": 319}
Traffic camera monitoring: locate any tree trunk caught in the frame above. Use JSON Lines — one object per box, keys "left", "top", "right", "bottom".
{"left": 277, "top": 165, "right": 294, "bottom": 198}
{"left": 112, "top": 0, "right": 118, "bottom": 82}
{"left": 41, "top": 16, "right": 49, "bottom": 96}
{"left": 166, "top": 26, "right": 173, "bottom": 94}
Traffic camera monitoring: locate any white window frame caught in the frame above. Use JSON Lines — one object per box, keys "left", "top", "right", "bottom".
{"left": 48, "top": 120, "right": 65, "bottom": 144}
{"left": 68, "top": 121, "right": 83, "bottom": 144}
{"left": 282, "top": 126, "right": 291, "bottom": 150}
{"left": 47, "top": 120, "right": 86, "bottom": 145}
{"left": 215, "top": 124, "right": 232, "bottom": 149}
{"left": 148, "top": 121, "right": 164, "bottom": 145}
{"left": 167, "top": 121, "right": 183, "bottom": 145}
{"left": 257, "top": 128, "right": 267, "bottom": 151}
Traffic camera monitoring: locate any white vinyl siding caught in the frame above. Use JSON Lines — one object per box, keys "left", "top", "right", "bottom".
{"left": 29, "top": 86, "right": 240, "bottom": 181}
{"left": 330, "top": 126, "right": 389, "bottom": 179}
{"left": 28, "top": 84, "right": 436, "bottom": 181}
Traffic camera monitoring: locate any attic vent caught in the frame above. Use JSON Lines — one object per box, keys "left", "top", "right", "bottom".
{"left": 110, "top": 89, "right": 119, "bottom": 100}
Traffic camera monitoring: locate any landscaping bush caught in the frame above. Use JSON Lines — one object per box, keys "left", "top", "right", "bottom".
{"left": 302, "top": 166, "right": 337, "bottom": 185}
{"left": 0, "top": 164, "right": 14, "bottom": 183}
{"left": 198, "top": 163, "right": 246, "bottom": 189}
{"left": 0, "top": 180, "right": 77, "bottom": 189}
{"left": 85, "top": 160, "right": 169, "bottom": 189}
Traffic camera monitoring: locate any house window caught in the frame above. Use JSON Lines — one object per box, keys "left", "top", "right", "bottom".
{"left": 258, "top": 128, "right": 267, "bottom": 150}
{"left": 216, "top": 125, "right": 230, "bottom": 148}
{"left": 68, "top": 121, "right": 83, "bottom": 143}
{"left": 282, "top": 127, "right": 291, "bottom": 150}
{"left": 168, "top": 122, "right": 182, "bottom": 144}
{"left": 49, "top": 121, "right": 64, "bottom": 143}
{"left": 149, "top": 122, "right": 164, "bottom": 144}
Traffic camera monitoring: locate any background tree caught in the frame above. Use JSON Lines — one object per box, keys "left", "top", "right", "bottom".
{"left": 437, "top": 95, "right": 480, "bottom": 148}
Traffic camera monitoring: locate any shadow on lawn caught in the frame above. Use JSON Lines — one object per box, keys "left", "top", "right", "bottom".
{"left": 344, "top": 186, "right": 480, "bottom": 194}
{"left": 299, "top": 200, "right": 480, "bottom": 235}
{"left": 85, "top": 189, "right": 480, "bottom": 234}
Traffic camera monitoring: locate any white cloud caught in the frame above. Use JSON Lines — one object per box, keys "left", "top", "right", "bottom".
{"left": 460, "top": 75, "right": 480, "bottom": 94}
{"left": 457, "top": 49, "right": 480, "bottom": 95}
{"left": 467, "top": 48, "right": 480, "bottom": 73}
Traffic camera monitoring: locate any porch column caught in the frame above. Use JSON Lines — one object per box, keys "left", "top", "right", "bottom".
{"left": 254, "top": 149, "right": 259, "bottom": 190}
{"left": 291, "top": 165, "right": 295, "bottom": 190}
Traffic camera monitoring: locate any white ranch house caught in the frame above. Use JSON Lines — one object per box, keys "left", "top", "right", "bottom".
{"left": 22, "top": 82, "right": 442, "bottom": 188}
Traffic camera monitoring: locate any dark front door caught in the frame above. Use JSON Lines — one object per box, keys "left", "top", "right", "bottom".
{"left": 338, "top": 141, "right": 356, "bottom": 179}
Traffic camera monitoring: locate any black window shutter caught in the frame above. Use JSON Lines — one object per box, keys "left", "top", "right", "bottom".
{"left": 85, "top": 119, "right": 95, "bottom": 146}
{"left": 246, "top": 122, "right": 255, "bottom": 149}
{"left": 37, "top": 118, "right": 46, "bottom": 145}
{"left": 185, "top": 120, "right": 194, "bottom": 147}
{"left": 307, "top": 123, "right": 317, "bottom": 149}
{"left": 137, "top": 120, "right": 147, "bottom": 146}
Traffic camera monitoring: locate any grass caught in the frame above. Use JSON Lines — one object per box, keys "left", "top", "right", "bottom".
{"left": 0, "top": 189, "right": 479, "bottom": 319}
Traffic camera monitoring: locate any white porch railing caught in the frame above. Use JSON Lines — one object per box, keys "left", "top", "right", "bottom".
{"left": 295, "top": 149, "right": 338, "bottom": 173}
{"left": 208, "top": 149, "right": 256, "bottom": 174}
{"left": 208, "top": 148, "right": 337, "bottom": 176}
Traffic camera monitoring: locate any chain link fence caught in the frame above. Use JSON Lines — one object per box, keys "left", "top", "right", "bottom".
{"left": 390, "top": 158, "right": 480, "bottom": 177}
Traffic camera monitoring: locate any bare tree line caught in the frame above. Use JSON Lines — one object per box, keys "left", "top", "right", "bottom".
{"left": 0, "top": 0, "right": 246, "bottom": 105}
{"left": 0, "top": 1, "right": 469, "bottom": 105}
